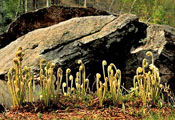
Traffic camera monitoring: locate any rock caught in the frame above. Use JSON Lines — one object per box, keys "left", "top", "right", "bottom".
{"left": 127, "top": 24, "right": 175, "bottom": 89}
{"left": 0, "top": 104, "right": 5, "bottom": 113}
{"left": 0, "top": 80, "right": 12, "bottom": 108}
{"left": 0, "top": 6, "right": 175, "bottom": 92}
{"left": 0, "top": 14, "right": 146, "bottom": 89}
{"left": 0, "top": 6, "right": 109, "bottom": 49}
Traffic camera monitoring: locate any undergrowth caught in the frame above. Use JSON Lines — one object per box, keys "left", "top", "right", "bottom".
{"left": 3, "top": 47, "right": 175, "bottom": 119}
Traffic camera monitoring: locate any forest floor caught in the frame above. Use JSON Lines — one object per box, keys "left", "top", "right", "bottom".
{"left": 0, "top": 94, "right": 175, "bottom": 120}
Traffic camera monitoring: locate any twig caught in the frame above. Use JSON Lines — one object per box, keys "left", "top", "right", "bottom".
{"left": 92, "top": 76, "right": 96, "bottom": 91}
{"left": 109, "top": 0, "right": 115, "bottom": 12}
{"left": 147, "top": 17, "right": 152, "bottom": 22}
{"left": 121, "top": 85, "right": 130, "bottom": 93}
{"left": 129, "top": 0, "right": 137, "bottom": 13}
{"left": 120, "top": 0, "right": 126, "bottom": 15}
{"left": 15, "top": 0, "right": 21, "bottom": 18}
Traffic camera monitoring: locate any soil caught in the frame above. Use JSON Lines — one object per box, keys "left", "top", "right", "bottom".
{"left": 0, "top": 94, "right": 174, "bottom": 120}
{"left": 0, "top": 6, "right": 110, "bottom": 49}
